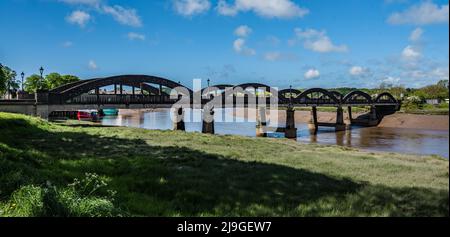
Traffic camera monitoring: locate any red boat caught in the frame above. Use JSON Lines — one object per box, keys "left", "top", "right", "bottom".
{"left": 77, "top": 110, "right": 104, "bottom": 121}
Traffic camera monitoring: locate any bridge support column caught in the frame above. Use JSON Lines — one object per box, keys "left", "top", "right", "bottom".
{"left": 335, "top": 106, "right": 346, "bottom": 131}
{"left": 348, "top": 106, "right": 353, "bottom": 120}
{"left": 370, "top": 106, "right": 378, "bottom": 120}
{"left": 173, "top": 107, "right": 185, "bottom": 131}
{"left": 285, "top": 106, "right": 297, "bottom": 139}
{"left": 308, "top": 106, "right": 318, "bottom": 133}
{"left": 256, "top": 107, "right": 267, "bottom": 137}
{"left": 202, "top": 106, "right": 215, "bottom": 134}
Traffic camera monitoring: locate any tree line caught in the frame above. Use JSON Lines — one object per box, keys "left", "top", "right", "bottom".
{"left": 1, "top": 64, "right": 80, "bottom": 98}
{"left": 329, "top": 80, "right": 449, "bottom": 101}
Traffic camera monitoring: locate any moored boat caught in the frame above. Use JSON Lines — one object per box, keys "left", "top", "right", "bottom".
{"left": 77, "top": 110, "right": 104, "bottom": 121}
{"left": 102, "top": 108, "right": 119, "bottom": 116}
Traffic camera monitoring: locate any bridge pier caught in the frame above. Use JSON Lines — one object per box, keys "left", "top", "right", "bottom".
{"left": 335, "top": 106, "right": 346, "bottom": 131}
{"left": 285, "top": 106, "right": 297, "bottom": 139}
{"left": 308, "top": 106, "right": 318, "bottom": 133}
{"left": 202, "top": 106, "right": 215, "bottom": 134}
{"left": 349, "top": 106, "right": 380, "bottom": 127}
{"left": 348, "top": 106, "right": 353, "bottom": 120}
{"left": 256, "top": 107, "right": 267, "bottom": 137}
{"left": 173, "top": 107, "right": 185, "bottom": 131}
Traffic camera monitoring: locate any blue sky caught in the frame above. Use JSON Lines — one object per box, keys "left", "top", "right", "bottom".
{"left": 0, "top": 0, "right": 448, "bottom": 89}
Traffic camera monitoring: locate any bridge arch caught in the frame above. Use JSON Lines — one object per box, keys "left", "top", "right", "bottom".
{"left": 297, "top": 88, "right": 340, "bottom": 105}
{"left": 330, "top": 91, "right": 344, "bottom": 102}
{"left": 375, "top": 92, "right": 397, "bottom": 104}
{"left": 278, "top": 88, "right": 302, "bottom": 103}
{"left": 343, "top": 91, "right": 373, "bottom": 104}
{"left": 50, "top": 79, "right": 96, "bottom": 93}
{"left": 56, "top": 75, "right": 191, "bottom": 102}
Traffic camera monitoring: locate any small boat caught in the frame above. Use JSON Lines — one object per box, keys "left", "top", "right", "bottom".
{"left": 77, "top": 110, "right": 104, "bottom": 121}
{"left": 102, "top": 108, "right": 119, "bottom": 116}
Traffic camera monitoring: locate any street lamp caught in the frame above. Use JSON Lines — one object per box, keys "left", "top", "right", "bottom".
{"left": 39, "top": 66, "right": 44, "bottom": 91}
{"left": 21, "top": 72, "right": 25, "bottom": 91}
{"left": 207, "top": 78, "right": 210, "bottom": 87}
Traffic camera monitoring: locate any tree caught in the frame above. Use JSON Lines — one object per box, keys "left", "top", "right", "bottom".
{"left": 437, "top": 80, "right": 449, "bottom": 89}
{"left": 45, "top": 73, "right": 80, "bottom": 89}
{"left": 0, "top": 65, "right": 6, "bottom": 95}
{"left": 45, "top": 72, "right": 63, "bottom": 89}
{"left": 1, "top": 65, "right": 19, "bottom": 98}
{"left": 61, "top": 74, "right": 80, "bottom": 86}
{"left": 24, "top": 74, "right": 47, "bottom": 93}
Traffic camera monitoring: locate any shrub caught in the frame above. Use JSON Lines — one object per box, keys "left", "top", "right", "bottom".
{"left": 0, "top": 173, "right": 124, "bottom": 217}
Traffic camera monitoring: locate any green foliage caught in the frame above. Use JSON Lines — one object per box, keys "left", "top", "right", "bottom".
{"left": 0, "top": 65, "right": 19, "bottom": 96}
{"left": 0, "top": 67, "right": 6, "bottom": 94}
{"left": 24, "top": 74, "right": 47, "bottom": 93}
{"left": 1, "top": 173, "right": 122, "bottom": 217}
{"left": 45, "top": 73, "right": 80, "bottom": 90}
{"left": 22, "top": 72, "right": 80, "bottom": 93}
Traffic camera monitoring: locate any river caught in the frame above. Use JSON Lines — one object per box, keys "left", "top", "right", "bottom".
{"left": 101, "top": 108, "right": 449, "bottom": 159}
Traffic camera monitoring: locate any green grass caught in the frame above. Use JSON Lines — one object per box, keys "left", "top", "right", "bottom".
{"left": 0, "top": 112, "right": 448, "bottom": 217}
{"left": 401, "top": 103, "right": 449, "bottom": 115}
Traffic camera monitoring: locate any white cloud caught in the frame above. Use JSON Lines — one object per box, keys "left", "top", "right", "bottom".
{"left": 102, "top": 5, "right": 142, "bottom": 27}
{"left": 66, "top": 10, "right": 91, "bottom": 27}
{"left": 233, "top": 38, "right": 256, "bottom": 56}
{"left": 349, "top": 66, "right": 370, "bottom": 77}
{"left": 402, "top": 45, "right": 421, "bottom": 60}
{"left": 382, "top": 76, "right": 401, "bottom": 84}
{"left": 264, "top": 52, "right": 281, "bottom": 61}
{"left": 173, "top": 0, "right": 211, "bottom": 17}
{"left": 409, "top": 27, "right": 424, "bottom": 41}
{"left": 216, "top": 0, "right": 309, "bottom": 19}
{"left": 388, "top": 2, "right": 449, "bottom": 25}
{"left": 60, "top": 0, "right": 143, "bottom": 27}
{"left": 293, "top": 28, "right": 348, "bottom": 53}
{"left": 304, "top": 69, "right": 320, "bottom": 79}
{"left": 431, "top": 67, "right": 449, "bottom": 80}
{"left": 88, "top": 60, "right": 98, "bottom": 70}
{"left": 263, "top": 51, "right": 297, "bottom": 61}
{"left": 127, "top": 32, "right": 146, "bottom": 41}
{"left": 234, "top": 25, "right": 252, "bottom": 37}
{"left": 62, "top": 41, "right": 74, "bottom": 47}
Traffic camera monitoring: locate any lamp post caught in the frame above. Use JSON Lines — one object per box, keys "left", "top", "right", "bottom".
{"left": 20, "top": 72, "right": 25, "bottom": 91}
{"left": 39, "top": 66, "right": 44, "bottom": 90}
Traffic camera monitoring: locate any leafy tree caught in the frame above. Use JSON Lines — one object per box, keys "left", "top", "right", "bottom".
{"left": 45, "top": 73, "right": 80, "bottom": 89}
{"left": 0, "top": 65, "right": 6, "bottom": 95}
{"left": 45, "top": 73, "right": 63, "bottom": 89}
{"left": 24, "top": 74, "right": 47, "bottom": 93}
{"left": 1, "top": 65, "right": 19, "bottom": 98}
{"left": 419, "top": 83, "right": 448, "bottom": 100}
{"left": 61, "top": 74, "right": 80, "bottom": 86}
{"left": 437, "top": 80, "right": 449, "bottom": 89}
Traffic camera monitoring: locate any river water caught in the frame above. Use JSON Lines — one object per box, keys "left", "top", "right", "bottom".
{"left": 101, "top": 108, "right": 449, "bottom": 159}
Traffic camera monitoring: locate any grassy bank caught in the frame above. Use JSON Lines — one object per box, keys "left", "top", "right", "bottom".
{"left": 0, "top": 112, "right": 448, "bottom": 217}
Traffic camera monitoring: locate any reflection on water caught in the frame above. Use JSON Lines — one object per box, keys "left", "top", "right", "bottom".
{"left": 101, "top": 109, "right": 449, "bottom": 159}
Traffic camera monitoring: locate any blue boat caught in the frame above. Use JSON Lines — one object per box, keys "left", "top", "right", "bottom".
{"left": 102, "top": 108, "right": 119, "bottom": 116}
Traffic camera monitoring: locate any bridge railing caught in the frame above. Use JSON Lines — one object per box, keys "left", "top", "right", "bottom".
{"left": 65, "top": 94, "right": 176, "bottom": 105}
